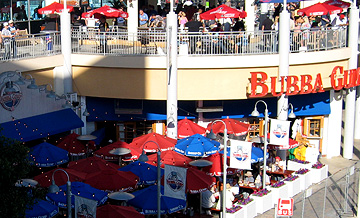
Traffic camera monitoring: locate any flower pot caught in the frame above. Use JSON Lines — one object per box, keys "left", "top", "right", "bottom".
{"left": 287, "top": 161, "right": 312, "bottom": 171}
{"left": 270, "top": 185, "right": 288, "bottom": 203}
{"left": 226, "top": 205, "right": 246, "bottom": 218}
{"left": 311, "top": 165, "right": 328, "bottom": 184}
{"left": 285, "top": 177, "right": 301, "bottom": 197}
{"left": 252, "top": 192, "right": 274, "bottom": 214}
{"left": 239, "top": 200, "right": 257, "bottom": 218}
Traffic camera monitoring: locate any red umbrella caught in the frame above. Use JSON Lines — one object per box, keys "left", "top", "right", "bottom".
{"left": 185, "top": 167, "right": 216, "bottom": 194}
{"left": 85, "top": 169, "right": 138, "bottom": 192}
{"left": 38, "top": 2, "right": 74, "bottom": 15}
{"left": 200, "top": 4, "right": 241, "bottom": 20}
{"left": 146, "top": 150, "right": 193, "bottom": 167}
{"left": 82, "top": 5, "right": 128, "bottom": 19}
{"left": 324, "top": 0, "right": 350, "bottom": 9}
{"left": 57, "top": 133, "right": 96, "bottom": 156}
{"left": 67, "top": 156, "right": 120, "bottom": 174}
{"left": 129, "top": 133, "right": 176, "bottom": 152}
{"left": 34, "top": 168, "right": 87, "bottom": 187}
{"left": 201, "top": 152, "right": 240, "bottom": 176}
{"left": 177, "top": 118, "right": 206, "bottom": 139}
{"left": 206, "top": 118, "right": 250, "bottom": 136}
{"left": 97, "top": 205, "right": 144, "bottom": 218}
{"left": 297, "top": 3, "right": 342, "bottom": 16}
{"left": 94, "top": 141, "right": 141, "bottom": 161}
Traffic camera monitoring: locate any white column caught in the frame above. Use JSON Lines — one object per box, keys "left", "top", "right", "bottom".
{"left": 127, "top": 0, "right": 138, "bottom": 36}
{"left": 166, "top": 10, "right": 178, "bottom": 140}
{"left": 326, "top": 90, "right": 343, "bottom": 158}
{"left": 343, "top": 5, "right": 359, "bottom": 159}
{"left": 245, "top": 0, "right": 255, "bottom": 33}
{"left": 60, "top": 10, "right": 73, "bottom": 94}
{"left": 80, "top": 96, "right": 87, "bottom": 135}
{"left": 197, "top": 100, "right": 204, "bottom": 126}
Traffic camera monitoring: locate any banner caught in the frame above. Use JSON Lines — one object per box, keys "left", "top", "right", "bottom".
{"left": 229, "top": 139, "right": 252, "bottom": 170}
{"left": 74, "top": 195, "right": 97, "bottom": 218}
{"left": 269, "top": 119, "right": 291, "bottom": 146}
{"left": 164, "top": 165, "right": 187, "bottom": 200}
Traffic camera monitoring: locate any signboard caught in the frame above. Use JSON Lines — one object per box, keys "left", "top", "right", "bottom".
{"left": 277, "top": 198, "right": 294, "bottom": 217}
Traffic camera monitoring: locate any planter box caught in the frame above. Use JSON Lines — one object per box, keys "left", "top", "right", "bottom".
{"left": 285, "top": 178, "right": 301, "bottom": 197}
{"left": 226, "top": 206, "right": 246, "bottom": 218}
{"left": 298, "top": 172, "right": 312, "bottom": 190}
{"left": 311, "top": 165, "right": 328, "bottom": 184}
{"left": 238, "top": 200, "right": 257, "bottom": 218}
{"left": 252, "top": 192, "right": 274, "bottom": 214}
{"left": 269, "top": 185, "right": 288, "bottom": 203}
{"left": 287, "top": 160, "right": 312, "bottom": 171}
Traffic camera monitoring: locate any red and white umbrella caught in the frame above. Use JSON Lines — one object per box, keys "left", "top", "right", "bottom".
{"left": 85, "top": 169, "right": 138, "bottom": 192}
{"left": 97, "top": 205, "right": 144, "bottom": 218}
{"left": 206, "top": 118, "right": 250, "bottom": 136}
{"left": 146, "top": 150, "right": 193, "bottom": 168}
{"left": 67, "top": 156, "right": 120, "bottom": 174}
{"left": 177, "top": 118, "right": 206, "bottom": 139}
{"left": 129, "top": 132, "right": 176, "bottom": 152}
{"left": 201, "top": 152, "right": 240, "bottom": 176}
{"left": 56, "top": 132, "right": 96, "bottom": 156}
{"left": 185, "top": 167, "right": 216, "bottom": 194}
{"left": 94, "top": 141, "right": 141, "bottom": 161}
{"left": 297, "top": 3, "right": 342, "bottom": 16}
{"left": 324, "top": 0, "right": 350, "bottom": 9}
{"left": 82, "top": 5, "right": 128, "bottom": 19}
{"left": 200, "top": 4, "right": 242, "bottom": 20}
{"left": 34, "top": 168, "right": 87, "bottom": 188}
{"left": 38, "top": 2, "right": 73, "bottom": 15}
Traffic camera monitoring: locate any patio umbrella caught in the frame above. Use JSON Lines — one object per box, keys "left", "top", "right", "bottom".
{"left": 297, "top": 3, "right": 342, "bottom": 16}
{"left": 129, "top": 132, "right": 177, "bottom": 152}
{"left": 324, "top": 0, "right": 350, "bottom": 9}
{"left": 174, "top": 134, "right": 220, "bottom": 157}
{"left": 97, "top": 205, "right": 145, "bottom": 218}
{"left": 25, "top": 199, "right": 58, "bottom": 218}
{"left": 177, "top": 118, "right": 206, "bottom": 139}
{"left": 119, "top": 161, "right": 164, "bottom": 185}
{"left": 185, "top": 167, "right": 216, "bottom": 194}
{"left": 94, "top": 141, "right": 141, "bottom": 161}
{"left": 34, "top": 168, "right": 87, "bottom": 188}
{"left": 38, "top": 2, "right": 74, "bottom": 15}
{"left": 28, "top": 142, "right": 69, "bottom": 167}
{"left": 46, "top": 182, "right": 108, "bottom": 208}
{"left": 67, "top": 156, "right": 120, "bottom": 174}
{"left": 82, "top": 5, "right": 129, "bottom": 19}
{"left": 127, "top": 185, "right": 186, "bottom": 215}
{"left": 206, "top": 118, "right": 250, "bottom": 137}
{"left": 57, "top": 133, "right": 96, "bottom": 156}
{"left": 201, "top": 152, "right": 241, "bottom": 176}
{"left": 84, "top": 169, "right": 138, "bottom": 192}
{"left": 146, "top": 150, "right": 193, "bottom": 167}
{"left": 200, "top": 4, "right": 241, "bottom": 20}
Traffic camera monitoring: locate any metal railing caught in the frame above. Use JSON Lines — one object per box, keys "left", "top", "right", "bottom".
{"left": 0, "top": 27, "right": 348, "bottom": 62}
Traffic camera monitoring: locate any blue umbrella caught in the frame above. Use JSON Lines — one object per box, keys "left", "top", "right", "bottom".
{"left": 26, "top": 199, "right": 58, "bottom": 218}
{"left": 118, "top": 161, "right": 164, "bottom": 185}
{"left": 128, "top": 185, "right": 186, "bottom": 215}
{"left": 220, "top": 146, "right": 268, "bottom": 163}
{"left": 28, "top": 142, "right": 69, "bottom": 167}
{"left": 46, "top": 182, "right": 108, "bottom": 208}
{"left": 174, "top": 134, "right": 220, "bottom": 157}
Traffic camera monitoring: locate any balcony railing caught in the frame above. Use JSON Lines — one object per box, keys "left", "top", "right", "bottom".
{"left": 0, "top": 27, "right": 348, "bottom": 63}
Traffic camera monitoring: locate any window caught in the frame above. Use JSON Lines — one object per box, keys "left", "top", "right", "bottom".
{"left": 247, "top": 119, "right": 264, "bottom": 138}
{"left": 117, "top": 121, "right": 153, "bottom": 143}
{"left": 304, "top": 116, "right": 323, "bottom": 138}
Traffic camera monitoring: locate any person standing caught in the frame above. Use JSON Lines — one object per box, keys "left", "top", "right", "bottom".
{"left": 139, "top": 10, "right": 149, "bottom": 28}
{"left": 261, "top": 14, "right": 273, "bottom": 51}
{"left": 98, "top": 16, "right": 109, "bottom": 53}
{"left": 8, "top": 20, "right": 18, "bottom": 58}
{"left": 1, "top": 22, "right": 12, "bottom": 60}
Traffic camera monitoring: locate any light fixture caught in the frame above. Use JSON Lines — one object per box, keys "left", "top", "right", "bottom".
{"left": 62, "top": 100, "right": 72, "bottom": 108}
{"left": 4, "top": 81, "right": 16, "bottom": 93}
{"left": 251, "top": 100, "right": 268, "bottom": 189}
{"left": 39, "top": 84, "right": 57, "bottom": 98}
{"left": 27, "top": 78, "right": 38, "bottom": 89}
{"left": 167, "top": 117, "right": 175, "bottom": 128}
{"left": 288, "top": 103, "right": 296, "bottom": 119}
{"left": 48, "top": 169, "right": 72, "bottom": 218}
{"left": 138, "top": 141, "right": 161, "bottom": 218}
{"left": 206, "top": 120, "right": 228, "bottom": 218}
{"left": 83, "top": 108, "right": 90, "bottom": 117}
{"left": 14, "top": 77, "right": 25, "bottom": 85}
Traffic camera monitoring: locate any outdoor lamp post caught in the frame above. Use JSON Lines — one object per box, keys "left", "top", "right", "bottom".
{"left": 48, "top": 169, "right": 72, "bottom": 218}
{"left": 207, "top": 120, "right": 228, "bottom": 218}
{"left": 251, "top": 100, "right": 269, "bottom": 189}
{"left": 138, "top": 140, "right": 161, "bottom": 218}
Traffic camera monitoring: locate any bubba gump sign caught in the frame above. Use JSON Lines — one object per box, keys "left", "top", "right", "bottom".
{"left": 249, "top": 66, "right": 360, "bottom": 98}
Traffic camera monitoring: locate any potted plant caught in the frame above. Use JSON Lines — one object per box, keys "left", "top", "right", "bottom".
{"left": 251, "top": 189, "right": 273, "bottom": 214}
{"left": 238, "top": 196, "right": 256, "bottom": 218}
{"left": 288, "top": 159, "right": 312, "bottom": 171}
{"left": 284, "top": 174, "right": 301, "bottom": 197}
{"left": 311, "top": 162, "right": 328, "bottom": 184}
{"left": 295, "top": 168, "right": 311, "bottom": 190}
{"left": 269, "top": 180, "right": 288, "bottom": 202}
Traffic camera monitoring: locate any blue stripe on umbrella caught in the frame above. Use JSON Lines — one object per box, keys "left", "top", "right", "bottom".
{"left": 174, "top": 134, "right": 220, "bottom": 157}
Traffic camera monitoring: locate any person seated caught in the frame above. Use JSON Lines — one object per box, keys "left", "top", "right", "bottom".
{"left": 274, "top": 156, "right": 285, "bottom": 171}
{"left": 255, "top": 169, "right": 271, "bottom": 188}
{"left": 201, "top": 187, "right": 216, "bottom": 215}
{"left": 244, "top": 171, "right": 254, "bottom": 185}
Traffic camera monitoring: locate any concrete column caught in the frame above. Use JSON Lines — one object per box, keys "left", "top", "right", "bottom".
{"left": 343, "top": 5, "right": 359, "bottom": 159}
{"left": 326, "top": 90, "right": 343, "bottom": 158}
{"left": 60, "top": 9, "right": 73, "bottom": 94}
{"left": 197, "top": 100, "right": 204, "bottom": 126}
{"left": 127, "top": 0, "right": 138, "bottom": 35}
{"left": 166, "top": 10, "right": 178, "bottom": 140}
